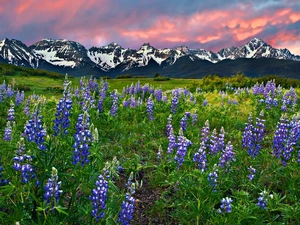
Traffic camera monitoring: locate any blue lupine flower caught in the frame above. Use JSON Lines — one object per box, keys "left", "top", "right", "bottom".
{"left": 90, "top": 174, "right": 108, "bottom": 221}
{"left": 193, "top": 141, "right": 207, "bottom": 172}
{"left": 171, "top": 89, "right": 179, "bottom": 114}
{"left": 130, "top": 96, "right": 136, "bottom": 108}
{"left": 53, "top": 82, "right": 72, "bottom": 136}
{"left": 3, "top": 121, "right": 12, "bottom": 141}
{"left": 167, "top": 128, "right": 177, "bottom": 154}
{"left": 15, "top": 90, "right": 25, "bottom": 106}
{"left": 98, "top": 96, "right": 104, "bottom": 113}
{"left": 209, "top": 127, "right": 225, "bottom": 155}
{"left": 192, "top": 112, "right": 198, "bottom": 125}
{"left": 13, "top": 138, "right": 36, "bottom": 184}
{"left": 146, "top": 95, "right": 154, "bottom": 121}
{"left": 248, "top": 166, "right": 256, "bottom": 181}
{"left": 218, "top": 197, "right": 233, "bottom": 213}
{"left": 201, "top": 120, "right": 210, "bottom": 144}
{"left": 257, "top": 191, "right": 268, "bottom": 209}
{"left": 203, "top": 99, "right": 208, "bottom": 106}
{"left": 118, "top": 193, "right": 135, "bottom": 225}
{"left": 166, "top": 114, "right": 173, "bottom": 136}
{"left": 208, "top": 165, "right": 218, "bottom": 191}
{"left": 24, "top": 96, "right": 31, "bottom": 116}
{"left": 242, "top": 111, "right": 265, "bottom": 158}
{"left": 154, "top": 88, "right": 162, "bottom": 102}
{"left": 110, "top": 90, "right": 119, "bottom": 117}
{"left": 174, "top": 128, "right": 192, "bottom": 167}
{"left": 218, "top": 141, "right": 235, "bottom": 169}
{"left": 44, "top": 167, "right": 63, "bottom": 209}
{"left": 0, "top": 162, "right": 8, "bottom": 186}
{"left": 123, "top": 99, "right": 130, "bottom": 107}
{"left": 23, "top": 102, "right": 47, "bottom": 150}
{"left": 72, "top": 112, "right": 93, "bottom": 166}
{"left": 7, "top": 101, "right": 15, "bottom": 122}
{"left": 180, "top": 114, "right": 188, "bottom": 131}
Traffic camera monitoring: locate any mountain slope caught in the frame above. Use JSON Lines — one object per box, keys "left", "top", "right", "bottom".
{"left": 0, "top": 37, "right": 300, "bottom": 78}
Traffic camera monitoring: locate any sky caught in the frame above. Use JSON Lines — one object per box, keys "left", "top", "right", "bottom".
{"left": 0, "top": 0, "right": 299, "bottom": 54}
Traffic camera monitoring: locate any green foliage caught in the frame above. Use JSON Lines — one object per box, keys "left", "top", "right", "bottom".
{"left": 115, "top": 74, "right": 132, "bottom": 79}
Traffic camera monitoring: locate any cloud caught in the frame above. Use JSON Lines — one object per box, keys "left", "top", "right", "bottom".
{"left": 0, "top": 0, "right": 299, "bottom": 54}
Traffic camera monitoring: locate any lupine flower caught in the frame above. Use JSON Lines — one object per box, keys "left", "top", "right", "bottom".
{"left": 166, "top": 114, "right": 173, "bottom": 136}
{"left": 90, "top": 174, "right": 108, "bottom": 221}
{"left": 7, "top": 101, "right": 15, "bottom": 122}
{"left": 15, "top": 90, "right": 25, "bottom": 106}
{"left": 6, "top": 84, "right": 14, "bottom": 98}
{"left": 72, "top": 111, "right": 93, "bottom": 166}
{"left": 257, "top": 191, "right": 268, "bottom": 209}
{"left": 53, "top": 82, "right": 72, "bottom": 136}
{"left": 24, "top": 96, "right": 31, "bottom": 116}
{"left": 98, "top": 96, "right": 104, "bottom": 113}
{"left": 248, "top": 166, "right": 256, "bottom": 181}
{"left": 130, "top": 96, "right": 136, "bottom": 108}
{"left": 154, "top": 88, "right": 162, "bottom": 102}
{"left": 157, "top": 145, "right": 163, "bottom": 160}
{"left": 146, "top": 95, "right": 154, "bottom": 121}
{"left": 218, "top": 197, "right": 233, "bottom": 213}
{"left": 23, "top": 102, "right": 47, "bottom": 150}
{"left": 193, "top": 141, "right": 207, "bottom": 172}
{"left": 171, "top": 89, "right": 179, "bottom": 114}
{"left": 174, "top": 128, "right": 192, "bottom": 167}
{"left": 203, "top": 99, "right": 208, "bottom": 106}
{"left": 118, "top": 193, "right": 135, "bottom": 225}
{"left": 0, "top": 162, "right": 8, "bottom": 186}
{"left": 192, "top": 112, "right": 198, "bottom": 125}
{"left": 167, "top": 128, "right": 177, "bottom": 154}
{"left": 44, "top": 167, "right": 63, "bottom": 209}
{"left": 208, "top": 165, "right": 218, "bottom": 191}
{"left": 13, "top": 138, "right": 36, "bottom": 183}
{"left": 3, "top": 121, "right": 12, "bottom": 141}
{"left": 110, "top": 90, "right": 119, "bottom": 117}
{"left": 218, "top": 141, "right": 235, "bottom": 169}
{"left": 242, "top": 111, "right": 265, "bottom": 158}
{"left": 209, "top": 127, "right": 225, "bottom": 155}
{"left": 180, "top": 114, "right": 188, "bottom": 131}
{"left": 201, "top": 120, "right": 210, "bottom": 144}
{"left": 123, "top": 99, "right": 130, "bottom": 107}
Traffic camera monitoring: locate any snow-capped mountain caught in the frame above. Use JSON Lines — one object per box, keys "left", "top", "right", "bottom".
{"left": 30, "top": 39, "right": 92, "bottom": 68}
{"left": 0, "top": 37, "right": 299, "bottom": 77}
{"left": 0, "top": 38, "right": 38, "bottom": 67}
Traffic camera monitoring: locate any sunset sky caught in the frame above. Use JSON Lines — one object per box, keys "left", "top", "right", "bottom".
{"left": 0, "top": 0, "right": 299, "bottom": 54}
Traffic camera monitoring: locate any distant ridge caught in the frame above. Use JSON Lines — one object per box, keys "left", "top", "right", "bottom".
{"left": 0, "top": 37, "right": 300, "bottom": 78}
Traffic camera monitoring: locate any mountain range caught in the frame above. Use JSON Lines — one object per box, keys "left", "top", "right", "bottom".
{"left": 0, "top": 37, "right": 300, "bottom": 78}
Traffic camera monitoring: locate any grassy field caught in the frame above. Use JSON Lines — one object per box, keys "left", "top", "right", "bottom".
{"left": 0, "top": 73, "right": 300, "bottom": 224}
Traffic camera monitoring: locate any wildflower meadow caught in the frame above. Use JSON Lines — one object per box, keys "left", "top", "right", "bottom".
{"left": 0, "top": 75, "right": 300, "bottom": 224}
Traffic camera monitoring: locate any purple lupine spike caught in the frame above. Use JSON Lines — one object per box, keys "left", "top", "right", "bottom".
{"left": 162, "top": 94, "right": 168, "bottom": 103}
{"left": 217, "top": 127, "right": 225, "bottom": 152}
{"left": 201, "top": 120, "right": 210, "bottom": 144}
{"left": 3, "top": 121, "right": 12, "bottom": 141}
{"left": 53, "top": 82, "right": 72, "bottom": 136}
{"left": 243, "top": 111, "right": 265, "bottom": 158}
{"left": 218, "top": 141, "right": 235, "bottom": 169}
{"left": 7, "top": 101, "right": 15, "bottom": 122}
{"left": 44, "top": 167, "right": 63, "bottom": 209}
{"left": 6, "top": 84, "right": 14, "bottom": 98}
{"left": 23, "top": 102, "right": 46, "bottom": 150}
{"left": 154, "top": 88, "right": 163, "bottom": 102}
{"left": 0, "top": 162, "right": 8, "bottom": 186}
{"left": 130, "top": 96, "right": 136, "bottom": 108}
{"left": 15, "top": 90, "right": 25, "bottom": 106}
{"left": 166, "top": 114, "right": 173, "bottom": 136}
{"left": 118, "top": 193, "right": 135, "bottom": 225}
{"left": 180, "top": 114, "right": 188, "bottom": 131}
{"left": 24, "top": 96, "right": 31, "bottom": 116}
{"left": 257, "top": 191, "right": 268, "bottom": 210}
{"left": 174, "top": 128, "right": 192, "bottom": 167}
{"left": 171, "top": 89, "right": 179, "bottom": 114}
{"left": 208, "top": 165, "right": 218, "bottom": 192}
{"left": 72, "top": 112, "right": 93, "bottom": 166}
{"left": 192, "top": 112, "right": 198, "bottom": 125}
{"left": 90, "top": 174, "right": 108, "bottom": 221}
{"left": 146, "top": 95, "right": 154, "bottom": 121}
{"left": 167, "top": 128, "right": 177, "bottom": 154}
{"left": 13, "top": 138, "right": 36, "bottom": 183}
{"left": 209, "top": 129, "right": 219, "bottom": 155}
{"left": 193, "top": 141, "right": 207, "bottom": 172}
{"left": 218, "top": 197, "right": 233, "bottom": 213}
{"left": 110, "top": 90, "right": 119, "bottom": 117}
{"left": 248, "top": 166, "right": 256, "bottom": 181}
{"left": 203, "top": 99, "right": 208, "bottom": 106}
{"left": 123, "top": 99, "right": 130, "bottom": 108}
{"left": 272, "top": 114, "right": 289, "bottom": 159}
{"left": 98, "top": 96, "right": 104, "bottom": 113}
